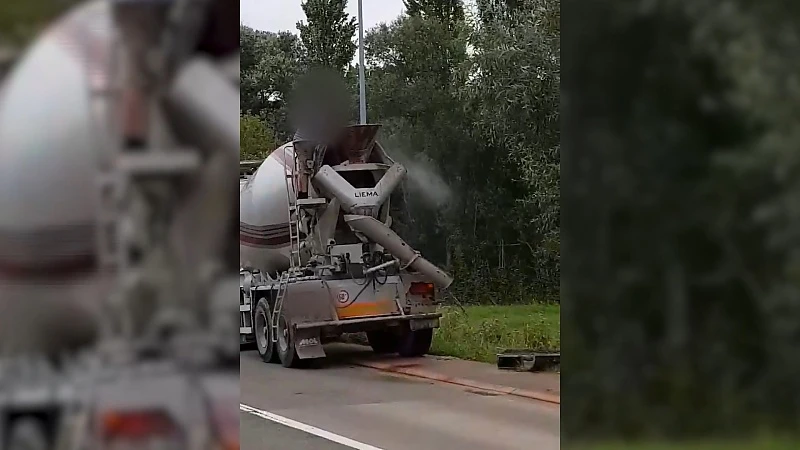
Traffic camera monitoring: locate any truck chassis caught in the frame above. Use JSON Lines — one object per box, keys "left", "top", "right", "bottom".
{"left": 239, "top": 270, "right": 442, "bottom": 368}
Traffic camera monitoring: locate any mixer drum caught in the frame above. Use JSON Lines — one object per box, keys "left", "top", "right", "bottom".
{"left": 239, "top": 143, "right": 296, "bottom": 274}
{"left": 0, "top": 0, "right": 114, "bottom": 357}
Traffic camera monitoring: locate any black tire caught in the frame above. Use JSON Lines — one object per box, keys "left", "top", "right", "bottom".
{"left": 276, "top": 311, "right": 307, "bottom": 368}
{"left": 367, "top": 330, "right": 398, "bottom": 354}
{"left": 397, "top": 327, "right": 433, "bottom": 358}
{"left": 7, "top": 418, "right": 50, "bottom": 450}
{"left": 254, "top": 298, "right": 279, "bottom": 363}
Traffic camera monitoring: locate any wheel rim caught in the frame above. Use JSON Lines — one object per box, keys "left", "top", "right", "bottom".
{"left": 277, "top": 316, "right": 289, "bottom": 353}
{"left": 255, "top": 309, "right": 270, "bottom": 353}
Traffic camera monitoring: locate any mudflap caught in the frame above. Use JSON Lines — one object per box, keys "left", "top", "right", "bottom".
{"left": 294, "top": 327, "right": 326, "bottom": 360}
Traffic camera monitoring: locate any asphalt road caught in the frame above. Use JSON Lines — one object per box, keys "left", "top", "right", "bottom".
{"left": 241, "top": 413, "right": 351, "bottom": 450}
{"left": 240, "top": 345, "right": 560, "bottom": 450}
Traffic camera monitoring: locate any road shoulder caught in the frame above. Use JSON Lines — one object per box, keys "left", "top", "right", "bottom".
{"left": 330, "top": 343, "right": 561, "bottom": 404}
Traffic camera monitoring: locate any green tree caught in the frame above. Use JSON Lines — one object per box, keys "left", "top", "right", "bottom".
{"left": 364, "top": 15, "right": 469, "bottom": 267}
{"left": 403, "top": 0, "right": 464, "bottom": 25}
{"left": 296, "top": 0, "right": 357, "bottom": 74}
{"left": 363, "top": 1, "right": 561, "bottom": 302}
{"left": 365, "top": 15, "right": 467, "bottom": 123}
{"left": 0, "top": 0, "right": 83, "bottom": 47}
{"left": 474, "top": 0, "right": 523, "bottom": 23}
{"left": 240, "top": 114, "right": 276, "bottom": 160}
{"left": 0, "top": 0, "right": 85, "bottom": 75}
{"left": 240, "top": 25, "right": 302, "bottom": 141}
{"left": 464, "top": 0, "right": 560, "bottom": 295}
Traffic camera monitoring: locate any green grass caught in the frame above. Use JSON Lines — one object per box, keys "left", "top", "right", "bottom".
{"left": 568, "top": 439, "right": 800, "bottom": 450}
{"left": 430, "top": 304, "right": 560, "bottom": 363}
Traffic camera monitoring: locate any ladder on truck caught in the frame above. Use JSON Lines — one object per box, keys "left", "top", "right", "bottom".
{"left": 271, "top": 145, "right": 303, "bottom": 343}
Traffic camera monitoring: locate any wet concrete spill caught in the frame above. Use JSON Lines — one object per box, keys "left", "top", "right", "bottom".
{"left": 377, "top": 371, "right": 432, "bottom": 384}
{"left": 388, "top": 363, "right": 421, "bottom": 369}
{"left": 465, "top": 389, "right": 500, "bottom": 397}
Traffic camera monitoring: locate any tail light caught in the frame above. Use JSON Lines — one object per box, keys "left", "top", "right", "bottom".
{"left": 98, "top": 409, "right": 184, "bottom": 448}
{"left": 409, "top": 282, "right": 435, "bottom": 297}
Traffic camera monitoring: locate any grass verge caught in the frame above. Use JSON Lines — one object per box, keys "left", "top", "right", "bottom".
{"left": 568, "top": 439, "right": 800, "bottom": 450}
{"left": 430, "top": 304, "right": 560, "bottom": 364}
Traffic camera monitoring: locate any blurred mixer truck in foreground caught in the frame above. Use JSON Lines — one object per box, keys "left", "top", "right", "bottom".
{"left": 239, "top": 124, "right": 453, "bottom": 367}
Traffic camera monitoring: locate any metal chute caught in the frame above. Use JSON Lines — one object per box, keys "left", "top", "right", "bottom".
{"left": 344, "top": 214, "right": 454, "bottom": 289}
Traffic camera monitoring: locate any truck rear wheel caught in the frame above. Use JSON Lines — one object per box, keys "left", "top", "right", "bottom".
{"left": 254, "top": 298, "right": 279, "bottom": 364}
{"left": 7, "top": 417, "right": 50, "bottom": 450}
{"left": 397, "top": 327, "right": 433, "bottom": 358}
{"left": 276, "top": 312, "right": 307, "bottom": 368}
{"left": 367, "top": 330, "right": 398, "bottom": 354}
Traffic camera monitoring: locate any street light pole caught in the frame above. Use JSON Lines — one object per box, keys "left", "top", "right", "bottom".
{"left": 357, "top": 0, "right": 367, "bottom": 124}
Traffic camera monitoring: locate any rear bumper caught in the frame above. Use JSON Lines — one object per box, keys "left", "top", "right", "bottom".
{"left": 295, "top": 312, "right": 441, "bottom": 333}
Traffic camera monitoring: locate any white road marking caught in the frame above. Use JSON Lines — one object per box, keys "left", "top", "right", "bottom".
{"left": 240, "top": 403, "right": 385, "bottom": 450}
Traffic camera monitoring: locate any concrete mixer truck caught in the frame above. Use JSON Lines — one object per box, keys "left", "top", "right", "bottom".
{"left": 0, "top": 0, "right": 241, "bottom": 448}
{"left": 239, "top": 124, "right": 453, "bottom": 368}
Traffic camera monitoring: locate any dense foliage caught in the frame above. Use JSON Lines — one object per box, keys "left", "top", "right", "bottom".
{"left": 0, "top": 0, "right": 86, "bottom": 75}
{"left": 562, "top": 0, "right": 800, "bottom": 441}
{"left": 240, "top": 0, "right": 561, "bottom": 304}
{"left": 296, "top": 0, "right": 357, "bottom": 73}
{"left": 240, "top": 114, "right": 276, "bottom": 160}
{"left": 0, "top": 0, "right": 83, "bottom": 47}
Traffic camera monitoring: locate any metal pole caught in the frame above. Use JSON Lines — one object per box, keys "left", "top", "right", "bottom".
{"left": 357, "top": 0, "right": 367, "bottom": 124}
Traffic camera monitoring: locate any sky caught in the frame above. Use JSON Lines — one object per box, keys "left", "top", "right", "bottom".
{"left": 240, "top": 0, "right": 407, "bottom": 34}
